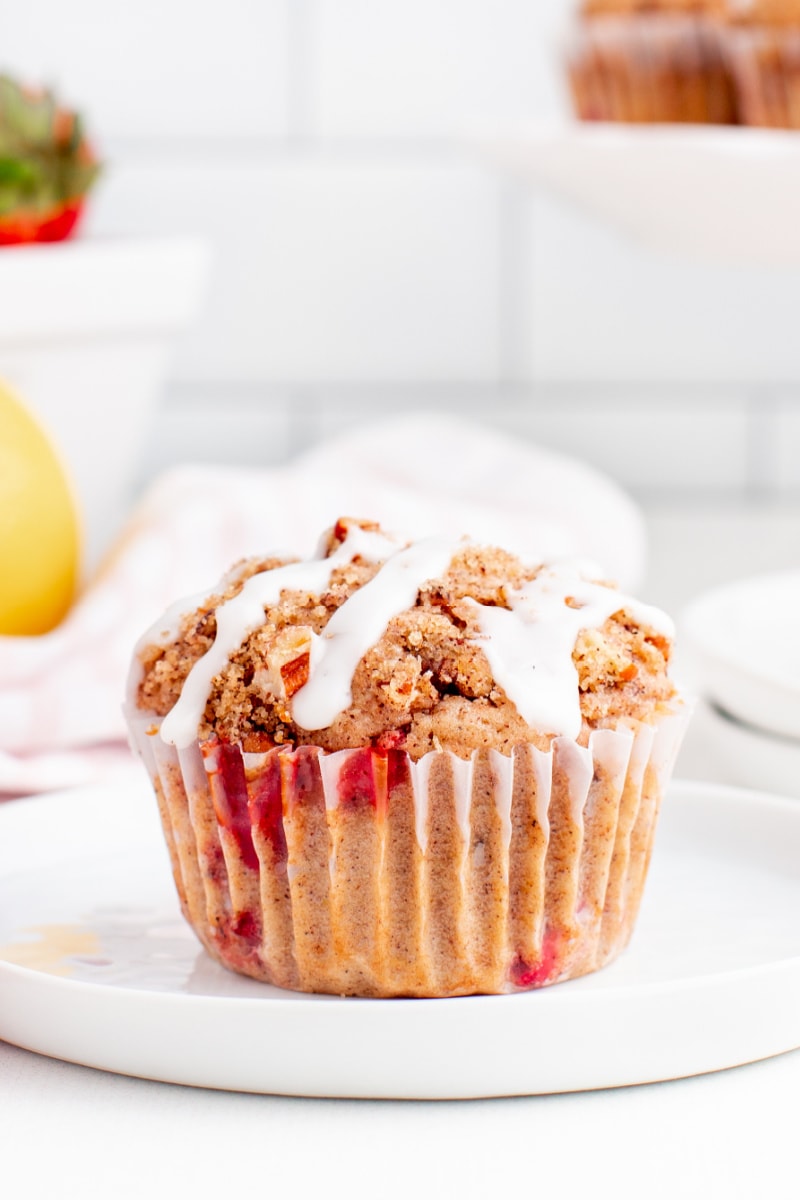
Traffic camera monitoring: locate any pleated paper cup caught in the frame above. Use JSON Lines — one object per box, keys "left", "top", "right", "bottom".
{"left": 567, "top": 14, "right": 736, "bottom": 123}
{"left": 126, "top": 704, "right": 689, "bottom": 998}
{"left": 726, "top": 27, "right": 800, "bottom": 127}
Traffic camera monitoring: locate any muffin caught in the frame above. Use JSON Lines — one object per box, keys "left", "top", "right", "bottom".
{"left": 568, "top": 0, "right": 737, "bottom": 123}
{"left": 125, "top": 517, "right": 689, "bottom": 998}
{"left": 724, "top": 1, "right": 800, "bottom": 126}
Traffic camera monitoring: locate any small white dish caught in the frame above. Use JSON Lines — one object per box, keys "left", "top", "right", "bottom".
{"left": 480, "top": 122, "right": 800, "bottom": 264}
{"left": 681, "top": 570, "right": 800, "bottom": 741}
{"left": 1, "top": 777, "right": 800, "bottom": 1099}
{"left": 689, "top": 700, "right": 800, "bottom": 801}
{"left": 0, "top": 236, "right": 209, "bottom": 571}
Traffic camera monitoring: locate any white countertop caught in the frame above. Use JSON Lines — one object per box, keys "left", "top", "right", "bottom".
{"left": 3, "top": 499, "right": 799, "bottom": 1200}
{"left": 2, "top": 1036, "right": 797, "bottom": 1199}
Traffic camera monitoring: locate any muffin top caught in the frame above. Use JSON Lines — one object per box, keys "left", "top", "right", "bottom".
{"left": 131, "top": 517, "right": 676, "bottom": 761}
{"left": 725, "top": 0, "right": 800, "bottom": 24}
{"left": 581, "top": 0, "right": 725, "bottom": 15}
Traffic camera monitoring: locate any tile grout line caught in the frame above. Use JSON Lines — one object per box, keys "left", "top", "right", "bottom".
{"left": 165, "top": 379, "right": 767, "bottom": 404}
{"left": 496, "top": 178, "right": 528, "bottom": 389}
{"left": 155, "top": 384, "right": 785, "bottom": 506}
{"left": 745, "top": 389, "right": 780, "bottom": 501}
{"left": 287, "top": 387, "right": 317, "bottom": 458}
{"left": 101, "top": 135, "right": 475, "bottom": 165}
{"left": 285, "top": 0, "right": 316, "bottom": 143}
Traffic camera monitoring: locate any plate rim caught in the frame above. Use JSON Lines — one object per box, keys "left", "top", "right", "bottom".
{"left": 2, "top": 776, "right": 800, "bottom": 1010}
{"left": 2, "top": 775, "right": 800, "bottom": 1097}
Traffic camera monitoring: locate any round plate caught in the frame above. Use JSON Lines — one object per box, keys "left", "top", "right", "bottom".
{"left": 1, "top": 777, "right": 799, "bottom": 1098}
{"left": 691, "top": 700, "right": 800, "bottom": 801}
{"left": 681, "top": 570, "right": 800, "bottom": 740}
{"left": 481, "top": 123, "right": 800, "bottom": 264}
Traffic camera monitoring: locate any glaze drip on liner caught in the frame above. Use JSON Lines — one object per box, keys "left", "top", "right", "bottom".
{"left": 158, "top": 528, "right": 674, "bottom": 750}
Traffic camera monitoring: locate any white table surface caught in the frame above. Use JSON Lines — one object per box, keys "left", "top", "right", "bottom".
{"left": 3, "top": 499, "right": 800, "bottom": 1200}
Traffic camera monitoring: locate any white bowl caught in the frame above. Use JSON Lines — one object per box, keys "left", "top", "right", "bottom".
{"left": 680, "top": 570, "right": 800, "bottom": 741}
{"left": 480, "top": 122, "right": 800, "bottom": 265}
{"left": 0, "top": 236, "right": 209, "bottom": 574}
{"left": 688, "top": 700, "right": 800, "bottom": 801}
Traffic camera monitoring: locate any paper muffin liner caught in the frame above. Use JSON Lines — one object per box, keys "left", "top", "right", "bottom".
{"left": 567, "top": 15, "right": 736, "bottom": 123}
{"left": 127, "top": 703, "right": 689, "bottom": 998}
{"left": 725, "top": 27, "right": 800, "bottom": 127}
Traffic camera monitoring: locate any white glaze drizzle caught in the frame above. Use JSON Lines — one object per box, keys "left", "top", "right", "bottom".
{"left": 156, "top": 530, "right": 673, "bottom": 755}
{"left": 489, "top": 749, "right": 514, "bottom": 857}
{"left": 529, "top": 745, "right": 552, "bottom": 836}
{"left": 125, "top": 586, "right": 212, "bottom": 707}
{"left": 318, "top": 750, "right": 349, "bottom": 814}
{"left": 465, "top": 562, "right": 674, "bottom": 741}
{"left": 160, "top": 526, "right": 400, "bottom": 748}
{"left": 292, "top": 536, "right": 460, "bottom": 731}
{"left": 411, "top": 752, "right": 435, "bottom": 854}
{"left": 450, "top": 754, "right": 473, "bottom": 852}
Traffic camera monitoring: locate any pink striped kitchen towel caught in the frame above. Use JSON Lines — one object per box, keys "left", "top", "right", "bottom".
{"left": 0, "top": 415, "right": 645, "bottom": 795}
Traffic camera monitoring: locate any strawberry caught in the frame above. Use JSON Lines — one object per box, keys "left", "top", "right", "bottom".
{"left": 0, "top": 74, "right": 100, "bottom": 245}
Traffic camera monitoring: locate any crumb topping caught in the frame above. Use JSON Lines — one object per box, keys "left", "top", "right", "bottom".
{"left": 134, "top": 517, "right": 675, "bottom": 760}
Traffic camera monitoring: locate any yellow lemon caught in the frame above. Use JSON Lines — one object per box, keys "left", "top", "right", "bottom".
{"left": 0, "top": 381, "right": 81, "bottom": 635}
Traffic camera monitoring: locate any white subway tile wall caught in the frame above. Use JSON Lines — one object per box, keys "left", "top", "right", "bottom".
{"left": 523, "top": 194, "right": 800, "bottom": 384}
{"left": 91, "top": 159, "right": 502, "bottom": 382}
{"left": 145, "top": 388, "right": 296, "bottom": 476}
{"left": 2, "top": 1, "right": 292, "bottom": 139}
{"left": 10, "top": 0, "right": 800, "bottom": 500}
{"left": 774, "top": 395, "right": 800, "bottom": 494}
{"left": 308, "top": 0, "right": 565, "bottom": 136}
{"left": 159, "top": 383, "right": 761, "bottom": 502}
{"left": 494, "top": 391, "right": 753, "bottom": 492}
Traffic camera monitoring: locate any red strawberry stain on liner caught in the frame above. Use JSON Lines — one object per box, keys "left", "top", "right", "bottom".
{"left": 288, "top": 745, "right": 325, "bottom": 809}
{"left": 230, "top": 910, "right": 260, "bottom": 944}
{"left": 386, "top": 748, "right": 411, "bottom": 796}
{"left": 336, "top": 748, "right": 379, "bottom": 811}
{"left": 248, "top": 750, "right": 289, "bottom": 862}
{"left": 202, "top": 738, "right": 260, "bottom": 872}
{"left": 335, "top": 747, "right": 411, "bottom": 820}
{"left": 509, "top": 927, "right": 563, "bottom": 988}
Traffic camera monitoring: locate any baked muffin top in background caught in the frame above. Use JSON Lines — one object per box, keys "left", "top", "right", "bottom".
{"left": 579, "top": 0, "right": 800, "bottom": 19}
{"left": 725, "top": 0, "right": 800, "bottom": 24}
{"left": 580, "top": 1, "right": 727, "bottom": 16}
{"left": 133, "top": 517, "right": 676, "bottom": 762}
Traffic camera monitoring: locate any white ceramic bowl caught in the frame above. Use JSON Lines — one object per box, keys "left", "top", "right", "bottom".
{"left": 689, "top": 700, "right": 800, "bottom": 801}
{"left": 681, "top": 570, "right": 800, "bottom": 742}
{"left": 0, "top": 235, "right": 209, "bottom": 574}
{"left": 480, "top": 122, "right": 800, "bottom": 265}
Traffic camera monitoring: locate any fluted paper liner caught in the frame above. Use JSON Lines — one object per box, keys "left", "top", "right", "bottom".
{"left": 126, "top": 705, "right": 689, "bottom": 997}
{"left": 567, "top": 15, "right": 735, "bottom": 124}
{"left": 726, "top": 28, "right": 800, "bottom": 128}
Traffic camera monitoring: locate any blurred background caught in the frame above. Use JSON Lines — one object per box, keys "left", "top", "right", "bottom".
{"left": 2, "top": 0, "right": 800, "bottom": 629}
{"left": 3, "top": 0, "right": 797, "bottom": 534}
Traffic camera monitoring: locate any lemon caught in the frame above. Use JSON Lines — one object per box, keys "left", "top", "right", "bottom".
{"left": 0, "top": 381, "right": 80, "bottom": 635}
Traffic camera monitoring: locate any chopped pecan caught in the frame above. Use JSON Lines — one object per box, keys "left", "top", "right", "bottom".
{"left": 250, "top": 626, "right": 314, "bottom": 702}
{"left": 280, "top": 651, "right": 310, "bottom": 698}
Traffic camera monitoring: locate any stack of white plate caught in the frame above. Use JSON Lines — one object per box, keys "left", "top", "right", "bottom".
{"left": 680, "top": 571, "right": 800, "bottom": 799}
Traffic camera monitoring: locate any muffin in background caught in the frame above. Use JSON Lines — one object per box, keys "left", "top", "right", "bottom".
{"left": 725, "top": 1, "right": 800, "bottom": 126}
{"left": 568, "top": 0, "right": 737, "bottom": 124}
{"left": 125, "top": 518, "right": 689, "bottom": 999}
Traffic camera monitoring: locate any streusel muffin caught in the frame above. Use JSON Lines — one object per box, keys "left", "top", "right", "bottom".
{"left": 724, "top": 0, "right": 800, "bottom": 126}
{"left": 126, "top": 518, "right": 688, "bottom": 998}
{"left": 568, "top": 0, "right": 737, "bottom": 123}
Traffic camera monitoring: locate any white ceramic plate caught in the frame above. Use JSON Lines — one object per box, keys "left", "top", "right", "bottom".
{"left": 1, "top": 778, "right": 799, "bottom": 1099}
{"left": 480, "top": 122, "right": 800, "bottom": 264}
{"left": 681, "top": 570, "right": 800, "bottom": 740}
{"left": 687, "top": 700, "right": 800, "bottom": 802}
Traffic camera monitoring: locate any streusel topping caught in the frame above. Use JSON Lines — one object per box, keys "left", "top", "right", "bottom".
{"left": 133, "top": 517, "right": 675, "bottom": 760}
